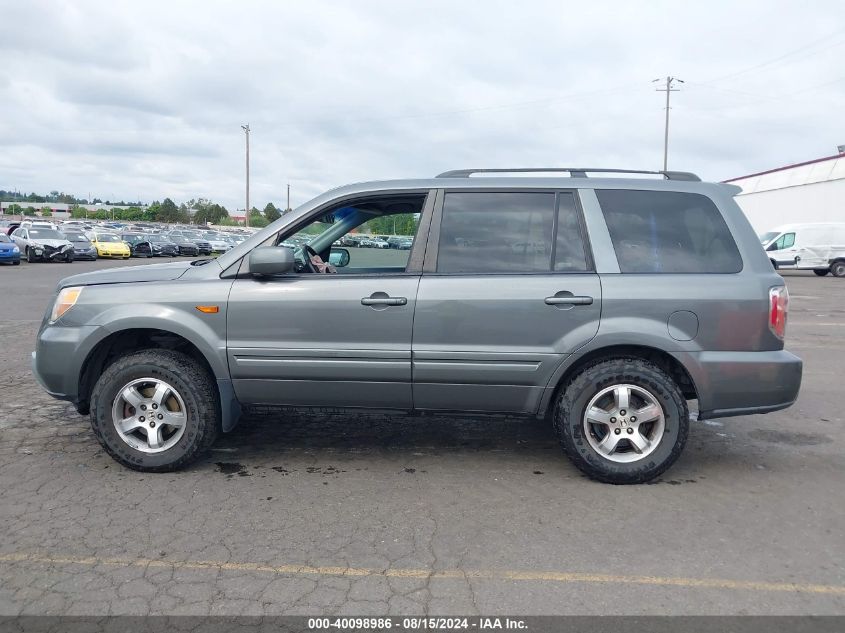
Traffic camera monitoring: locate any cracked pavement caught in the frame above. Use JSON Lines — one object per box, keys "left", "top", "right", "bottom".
{"left": 0, "top": 260, "right": 844, "bottom": 615}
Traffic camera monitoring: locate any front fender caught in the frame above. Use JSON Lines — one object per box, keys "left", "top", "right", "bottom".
{"left": 96, "top": 307, "right": 229, "bottom": 379}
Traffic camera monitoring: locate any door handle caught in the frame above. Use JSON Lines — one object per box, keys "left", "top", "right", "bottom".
{"left": 544, "top": 295, "right": 593, "bottom": 306}
{"left": 361, "top": 296, "right": 407, "bottom": 306}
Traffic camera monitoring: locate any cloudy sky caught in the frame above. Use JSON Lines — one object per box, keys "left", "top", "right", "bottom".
{"left": 1, "top": 0, "right": 843, "bottom": 212}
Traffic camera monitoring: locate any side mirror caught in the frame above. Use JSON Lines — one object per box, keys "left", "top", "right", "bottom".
{"left": 328, "top": 247, "right": 350, "bottom": 268}
{"left": 249, "top": 246, "right": 295, "bottom": 276}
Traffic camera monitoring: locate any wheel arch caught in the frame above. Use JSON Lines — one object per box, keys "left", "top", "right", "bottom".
{"left": 539, "top": 343, "right": 699, "bottom": 419}
{"left": 77, "top": 328, "right": 215, "bottom": 411}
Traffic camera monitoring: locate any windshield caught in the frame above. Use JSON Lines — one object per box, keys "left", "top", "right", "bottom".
{"left": 182, "top": 231, "right": 201, "bottom": 239}
{"left": 29, "top": 229, "right": 64, "bottom": 240}
{"left": 0, "top": 234, "right": 10, "bottom": 243}
{"left": 148, "top": 235, "right": 169, "bottom": 242}
{"left": 759, "top": 231, "right": 779, "bottom": 244}
{"left": 96, "top": 234, "right": 120, "bottom": 243}
{"left": 68, "top": 236, "right": 90, "bottom": 244}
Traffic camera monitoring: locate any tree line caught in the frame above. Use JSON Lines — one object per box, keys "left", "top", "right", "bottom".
{"left": 2, "top": 195, "right": 290, "bottom": 227}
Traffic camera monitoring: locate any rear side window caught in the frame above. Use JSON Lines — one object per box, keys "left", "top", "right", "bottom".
{"left": 437, "top": 192, "right": 589, "bottom": 273}
{"left": 596, "top": 190, "right": 742, "bottom": 273}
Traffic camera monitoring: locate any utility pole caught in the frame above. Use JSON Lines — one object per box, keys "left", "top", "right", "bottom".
{"left": 286, "top": 183, "right": 290, "bottom": 212}
{"left": 241, "top": 124, "right": 250, "bottom": 227}
{"left": 653, "top": 76, "right": 683, "bottom": 171}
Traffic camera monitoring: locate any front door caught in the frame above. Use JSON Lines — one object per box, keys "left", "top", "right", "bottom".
{"left": 412, "top": 190, "right": 602, "bottom": 414}
{"left": 226, "top": 192, "right": 431, "bottom": 409}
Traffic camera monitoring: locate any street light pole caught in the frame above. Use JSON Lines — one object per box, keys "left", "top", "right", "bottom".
{"left": 286, "top": 183, "right": 290, "bottom": 212}
{"left": 241, "top": 124, "right": 250, "bottom": 227}
{"left": 653, "top": 76, "right": 683, "bottom": 171}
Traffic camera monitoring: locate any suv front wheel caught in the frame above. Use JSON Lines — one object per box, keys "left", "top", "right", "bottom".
{"left": 553, "top": 358, "right": 689, "bottom": 484}
{"left": 90, "top": 349, "right": 219, "bottom": 471}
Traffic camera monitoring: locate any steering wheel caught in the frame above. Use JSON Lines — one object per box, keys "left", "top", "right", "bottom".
{"left": 301, "top": 244, "right": 319, "bottom": 273}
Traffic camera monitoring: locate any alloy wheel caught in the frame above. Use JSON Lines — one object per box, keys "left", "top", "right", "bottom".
{"left": 111, "top": 378, "right": 187, "bottom": 453}
{"left": 583, "top": 384, "right": 665, "bottom": 463}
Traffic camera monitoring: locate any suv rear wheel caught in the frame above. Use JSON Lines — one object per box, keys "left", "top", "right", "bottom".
{"left": 831, "top": 261, "right": 845, "bottom": 278}
{"left": 90, "top": 349, "right": 219, "bottom": 471}
{"left": 553, "top": 358, "right": 689, "bottom": 484}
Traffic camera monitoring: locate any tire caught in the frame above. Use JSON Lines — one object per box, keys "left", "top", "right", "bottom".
{"left": 553, "top": 357, "right": 689, "bottom": 484}
{"left": 65, "top": 253, "right": 74, "bottom": 263}
{"left": 13, "top": 260, "right": 20, "bottom": 265}
{"left": 90, "top": 349, "right": 220, "bottom": 472}
{"left": 831, "top": 261, "right": 845, "bottom": 278}
{"left": 813, "top": 269, "right": 829, "bottom": 276}
{"left": 26, "top": 248, "right": 35, "bottom": 263}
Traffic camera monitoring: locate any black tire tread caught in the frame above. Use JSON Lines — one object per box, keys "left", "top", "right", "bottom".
{"left": 90, "top": 349, "right": 219, "bottom": 472}
{"left": 553, "top": 356, "right": 689, "bottom": 484}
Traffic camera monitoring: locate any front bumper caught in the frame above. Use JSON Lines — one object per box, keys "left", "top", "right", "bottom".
{"left": 33, "top": 245, "right": 73, "bottom": 260}
{"left": 0, "top": 251, "right": 20, "bottom": 262}
{"left": 32, "top": 324, "right": 102, "bottom": 402}
{"left": 676, "top": 349, "right": 803, "bottom": 420}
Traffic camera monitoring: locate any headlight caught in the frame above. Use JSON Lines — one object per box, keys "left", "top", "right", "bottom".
{"left": 12, "top": 246, "right": 19, "bottom": 252}
{"left": 50, "top": 287, "right": 83, "bottom": 323}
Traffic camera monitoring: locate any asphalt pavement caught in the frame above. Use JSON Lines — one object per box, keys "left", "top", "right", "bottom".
{"left": 0, "top": 258, "right": 843, "bottom": 615}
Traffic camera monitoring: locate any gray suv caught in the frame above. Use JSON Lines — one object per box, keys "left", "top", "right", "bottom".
{"left": 32, "top": 168, "right": 802, "bottom": 483}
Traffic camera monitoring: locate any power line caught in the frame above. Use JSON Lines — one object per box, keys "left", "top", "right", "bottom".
{"left": 272, "top": 83, "right": 643, "bottom": 128}
{"left": 702, "top": 28, "right": 845, "bottom": 84}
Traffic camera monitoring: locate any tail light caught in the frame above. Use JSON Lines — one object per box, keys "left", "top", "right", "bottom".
{"left": 769, "top": 286, "right": 788, "bottom": 339}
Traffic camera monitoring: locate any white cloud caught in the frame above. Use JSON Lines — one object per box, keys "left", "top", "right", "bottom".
{"left": 1, "top": 0, "right": 843, "bottom": 210}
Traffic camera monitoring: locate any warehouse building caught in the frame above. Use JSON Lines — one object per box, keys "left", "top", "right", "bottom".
{"left": 725, "top": 149, "right": 845, "bottom": 234}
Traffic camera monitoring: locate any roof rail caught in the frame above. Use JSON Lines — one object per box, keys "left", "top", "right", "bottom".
{"left": 435, "top": 168, "right": 701, "bottom": 182}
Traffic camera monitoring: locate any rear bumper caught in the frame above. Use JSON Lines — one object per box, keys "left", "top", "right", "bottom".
{"left": 675, "top": 349, "right": 802, "bottom": 420}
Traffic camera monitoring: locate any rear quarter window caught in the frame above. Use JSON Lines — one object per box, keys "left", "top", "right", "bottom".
{"left": 596, "top": 189, "right": 742, "bottom": 273}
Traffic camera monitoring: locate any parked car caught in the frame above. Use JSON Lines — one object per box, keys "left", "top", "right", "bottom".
{"left": 146, "top": 234, "right": 180, "bottom": 257}
{"left": 0, "top": 233, "right": 21, "bottom": 265}
{"left": 759, "top": 222, "right": 845, "bottom": 277}
{"left": 204, "top": 236, "right": 233, "bottom": 254}
{"left": 20, "top": 221, "right": 56, "bottom": 231}
{"left": 165, "top": 234, "right": 199, "bottom": 257}
{"left": 121, "top": 233, "right": 154, "bottom": 258}
{"left": 90, "top": 233, "right": 130, "bottom": 259}
{"left": 11, "top": 227, "right": 74, "bottom": 262}
{"left": 340, "top": 235, "right": 362, "bottom": 247}
{"left": 65, "top": 233, "right": 98, "bottom": 261}
{"left": 32, "top": 167, "right": 802, "bottom": 483}
{"left": 178, "top": 231, "right": 212, "bottom": 255}
{"left": 360, "top": 237, "right": 389, "bottom": 248}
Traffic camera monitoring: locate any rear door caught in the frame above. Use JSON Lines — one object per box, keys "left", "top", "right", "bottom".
{"left": 412, "top": 190, "right": 601, "bottom": 414}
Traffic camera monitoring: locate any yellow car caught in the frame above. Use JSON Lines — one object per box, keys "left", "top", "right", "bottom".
{"left": 91, "top": 233, "right": 130, "bottom": 259}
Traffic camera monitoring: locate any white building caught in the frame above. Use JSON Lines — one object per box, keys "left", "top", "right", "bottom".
{"left": 725, "top": 151, "right": 845, "bottom": 234}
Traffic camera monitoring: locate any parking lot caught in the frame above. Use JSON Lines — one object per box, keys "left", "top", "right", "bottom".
{"left": 0, "top": 258, "right": 843, "bottom": 615}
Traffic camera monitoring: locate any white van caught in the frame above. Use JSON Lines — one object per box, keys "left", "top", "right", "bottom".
{"left": 760, "top": 223, "right": 845, "bottom": 277}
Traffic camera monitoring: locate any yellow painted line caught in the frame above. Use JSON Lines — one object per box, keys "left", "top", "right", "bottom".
{"left": 1, "top": 551, "right": 844, "bottom": 595}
